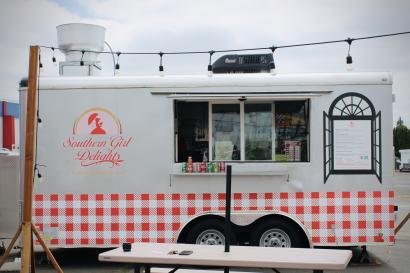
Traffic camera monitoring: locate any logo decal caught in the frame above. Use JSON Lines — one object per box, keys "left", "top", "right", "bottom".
{"left": 72, "top": 108, "right": 122, "bottom": 135}
{"left": 63, "top": 108, "right": 132, "bottom": 168}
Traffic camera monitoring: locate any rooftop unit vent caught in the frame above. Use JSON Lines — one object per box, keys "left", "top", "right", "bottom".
{"left": 212, "top": 54, "right": 273, "bottom": 74}
{"left": 57, "top": 23, "right": 106, "bottom": 76}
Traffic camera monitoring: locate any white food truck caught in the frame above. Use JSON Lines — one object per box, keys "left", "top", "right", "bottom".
{"left": 17, "top": 24, "right": 395, "bottom": 249}
{"left": 19, "top": 71, "right": 395, "bottom": 249}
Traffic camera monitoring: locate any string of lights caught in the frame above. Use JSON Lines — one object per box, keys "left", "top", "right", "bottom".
{"left": 35, "top": 49, "right": 44, "bottom": 182}
{"left": 38, "top": 30, "right": 410, "bottom": 74}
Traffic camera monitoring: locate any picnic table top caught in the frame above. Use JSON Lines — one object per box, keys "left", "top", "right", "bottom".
{"left": 99, "top": 242, "right": 352, "bottom": 270}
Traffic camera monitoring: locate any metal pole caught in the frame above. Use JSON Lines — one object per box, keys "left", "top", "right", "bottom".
{"left": 224, "top": 165, "right": 232, "bottom": 273}
{"left": 225, "top": 165, "right": 232, "bottom": 253}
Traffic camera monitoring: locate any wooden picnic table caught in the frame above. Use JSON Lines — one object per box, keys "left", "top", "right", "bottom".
{"left": 99, "top": 242, "right": 352, "bottom": 273}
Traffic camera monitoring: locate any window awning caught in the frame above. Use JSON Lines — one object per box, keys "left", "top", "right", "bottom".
{"left": 157, "top": 91, "right": 332, "bottom": 100}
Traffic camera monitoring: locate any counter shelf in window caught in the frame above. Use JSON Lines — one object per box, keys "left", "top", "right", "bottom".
{"left": 172, "top": 163, "right": 290, "bottom": 176}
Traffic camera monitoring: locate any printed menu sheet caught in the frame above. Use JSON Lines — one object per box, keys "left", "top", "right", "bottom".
{"left": 333, "top": 120, "right": 372, "bottom": 170}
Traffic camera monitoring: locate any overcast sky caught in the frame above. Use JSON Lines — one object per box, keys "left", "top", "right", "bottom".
{"left": 0, "top": 0, "right": 409, "bottom": 125}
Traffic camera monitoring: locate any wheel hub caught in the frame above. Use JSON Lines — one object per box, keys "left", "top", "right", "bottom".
{"left": 195, "top": 229, "right": 225, "bottom": 245}
{"left": 259, "top": 228, "right": 291, "bottom": 247}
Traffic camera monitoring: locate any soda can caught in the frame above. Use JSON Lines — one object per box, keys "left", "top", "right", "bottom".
{"left": 219, "top": 161, "right": 225, "bottom": 172}
{"left": 207, "top": 162, "right": 213, "bottom": 173}
{"left": 194, "top": 162, "right": 200, "bottom": 173}
{"left": 201, "top": 162, "right": 206, "bottom": 173}
{"left": 214, "top": 162, "right": 219, "bottom": 173}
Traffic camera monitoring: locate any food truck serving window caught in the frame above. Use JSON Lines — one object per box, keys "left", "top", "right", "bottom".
{"left": 175, "top": 100, "right": 310, "bottom": 163}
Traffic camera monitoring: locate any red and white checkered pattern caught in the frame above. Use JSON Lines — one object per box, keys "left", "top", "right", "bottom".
{"left": 33, "top": 191, "right": 394, "bottom": 247}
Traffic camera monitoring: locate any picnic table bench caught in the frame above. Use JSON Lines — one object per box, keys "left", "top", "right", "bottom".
{"left": 99, "top": 242, "right": 352, "bottom": 273}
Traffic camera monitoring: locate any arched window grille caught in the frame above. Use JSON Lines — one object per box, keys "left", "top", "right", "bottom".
{"left": 323, "top": 92, "right": 381, "bottom": 183}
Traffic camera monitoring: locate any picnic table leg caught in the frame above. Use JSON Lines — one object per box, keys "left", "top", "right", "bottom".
{"left": 224, "top": 267, "right": 229, "bottom": 273}
{"left": 313, "top": 270, "right": 323, "bottom": 273}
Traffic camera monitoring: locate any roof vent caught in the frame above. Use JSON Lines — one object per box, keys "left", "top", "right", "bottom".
{"left": 212, "top": 54, "right": 273, "bottom": 74}
{"left": 57, "top": 23, "right": 106, "bottom": 76}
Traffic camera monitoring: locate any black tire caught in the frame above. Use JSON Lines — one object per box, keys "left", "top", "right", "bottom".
{"left": 184, "top": 218, "right": 237, "bottom": 245}
{"left": 250, "top": 219, "right": 308, "bottom": 248}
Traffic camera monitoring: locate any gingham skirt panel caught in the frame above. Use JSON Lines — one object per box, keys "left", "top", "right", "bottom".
{"left": 33, "top": 191, "right": 395, "bottom": 246}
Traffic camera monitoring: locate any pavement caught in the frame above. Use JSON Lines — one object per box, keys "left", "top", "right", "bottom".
{"left": 1, "top": 171, "right": 410, "bottom": 273}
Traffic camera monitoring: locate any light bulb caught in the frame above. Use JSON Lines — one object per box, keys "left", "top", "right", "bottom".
{"left": 270, "top": 68, "right": 276, "bottom": 75}
{"left": 51, "top": 48, "right": 57, "bottom": 67}
{"left": 207, "top": 65, "right": 213, "bottom": 77}
{"left": 269, "top": 61, "right": 276, "bottom": 75}
{"left": 80, "top": 51, "right": 85, "bottom": 66}
{"left": 346, "top": 55, "right": 353, "bottom": 71}
{"left": 37, "top": 117, "right": 43, "bottom": 128}
{"left": 159, "top": 65, "right": 164, "bottom": 77}
{"left": 39, "top": 63, "right": 44, "bottom": 73}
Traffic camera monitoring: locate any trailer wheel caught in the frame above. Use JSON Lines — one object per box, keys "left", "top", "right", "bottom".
{"left": 184, "top": 219, "right": 236, "bottom": 245}
{"left": 250, "top": 219, "right": 308, "bottom": 248}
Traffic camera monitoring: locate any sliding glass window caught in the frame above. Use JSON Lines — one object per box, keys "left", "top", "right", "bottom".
{"left": 245, "top": 103, "right": 273, "bottom": 160}
{"left": 212, "top": 104, "right": 241, "bottom": 160}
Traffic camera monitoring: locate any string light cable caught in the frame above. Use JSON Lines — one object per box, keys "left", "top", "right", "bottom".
{"left": 345, "top": 38, "right": 354, "bottom": 71}
{"left": 35, "top": 50, "right": 43, "bottom": 182}
{"left": 80, "top": 50, "right": 85, "bottom": 66}
{"left": 159, "top": 51, "right": 164, "bottom": 76}
{"left": 269, "top": 45, "right": 277, "bottom": 75}
{"left": 207, "top": 50, "right": 215, "bottom": 76}
{"left": 115, "top": 52, "right": 121, "bottom": 75}
{"left": 38, "top": 30, "right": 410, "bottom": 58}
{"left": 51, "top": 47, "right": 57, "bottom": 66}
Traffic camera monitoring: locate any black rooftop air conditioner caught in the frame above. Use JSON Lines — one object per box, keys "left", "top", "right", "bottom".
{"left": 212, "top": 54, "right": 273, "bottom": 74}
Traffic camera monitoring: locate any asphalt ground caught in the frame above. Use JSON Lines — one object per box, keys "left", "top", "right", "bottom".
{"left": 2, "top": 171, "right": 410, "bottom": 273}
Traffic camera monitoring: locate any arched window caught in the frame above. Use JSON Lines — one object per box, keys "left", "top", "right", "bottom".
{"left": 323, "top": 92, "right": 381, "bottom": 183}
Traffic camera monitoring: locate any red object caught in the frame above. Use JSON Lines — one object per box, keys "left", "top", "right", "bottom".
{"left": 2, "top": 102, "right": 15, "bottom": 150}
{"left": 87, "top": 113, "right": 98, "bottom": 125}
{"left": 32, "top": 191, "right": 395, "bottom": 246}
{"left": 2, "top": 115, "right": 15, "bottom": 150}
{"left": 87, "top": 112, "right": 106, "bottom": 135}
{"left": 219, "top": 161, "right": 225, "bottom": 172}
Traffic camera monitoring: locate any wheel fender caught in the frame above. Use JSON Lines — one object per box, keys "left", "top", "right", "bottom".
{"left": 176, "top": 211, "right": 313, "bottom": 247}
{"left": 250, "top": 212, "right": 313, "bottom": 248}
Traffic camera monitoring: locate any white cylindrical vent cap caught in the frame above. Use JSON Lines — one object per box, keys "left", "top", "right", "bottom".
{"left": 57, "top": 23, "right": 106, "bottom": 62}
